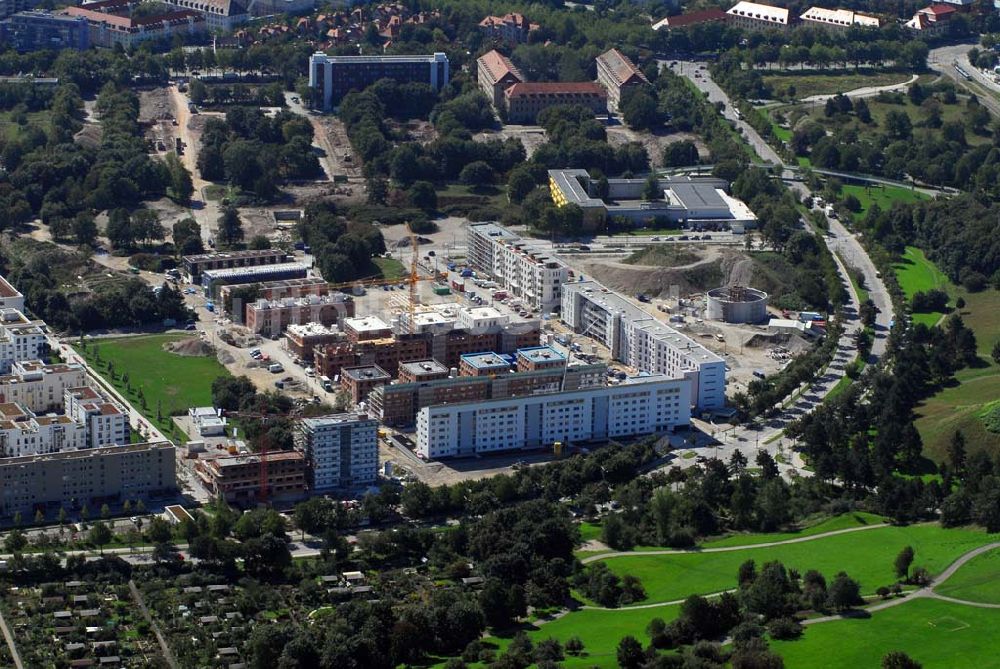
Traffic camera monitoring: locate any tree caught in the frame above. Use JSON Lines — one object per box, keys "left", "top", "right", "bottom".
{"left": 641, "top": 175, "right": 661, "bottom": 201}
{"left": 73, "top": 214, "right": 99, "bottom": 246}
{"left": 948, "top": 431, "right": 967, "bottom": 476}
{"left": 616, "top": 635, "right": 644, "bottom": 669}
{"left": 100, "top": 503, "right": 111, "bottom": 520}
{"left": 621, "top": 89, "right": 660, "bottom": 131}
{"left": 165, "top": 153, "right": 194, "bottom": 204}
{"left": 827, "top": 572, "right": 863, "bottom": 610}
{"left": 34, "top": 509, "right": 44, "bottom": 525}
{"left": 507, "top": 167, "right": 536, "bottom": 204}
{"left": 146, "top": 516, "right": 172, "bottom": 544}
{"left": 992, "top": 341, "right": 1000, "bottom": 366}
{"left": 89, "top": 522, "right": 113, "bottom": 555}
{"left": 662, "top": 140, "right": 699, "bottom": 167}
{"left": 408, "top": 181, "right": 437, "bottom": 212}
{"left": 217, "top": 206, "right": 244, "bottom": 248}
{"left": 883, "top": 651, "right": 923, "bottom": 669}
{"left": 173, "top": 218, "right": 203, "bottom": 255}
{"left": 4, "top": 529, "right": 27, "bottom": 553}
{"left": 248, "top": 235, "right": 271, "bottom": 250}
{"left": 565, "top": 637, "right": 585, "bottom": 656}
{"left": 894, "top": 546, "right": 915, "bottom": 580}
{"left": 459, "top": 161, "right": 496, "bottom": 186}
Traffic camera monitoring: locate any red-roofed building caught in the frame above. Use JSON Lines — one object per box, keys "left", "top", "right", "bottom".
{"left": 652, "top": 8, "right": 727, "bottom": 31}
{"left": 905, "top": 3, "right": 957, "bottom": 33}
{"left": 595, "top": 48, "right": 649, "bottom": 111}
{"left": 477, "top": 49, "right": 525, "bottom": 107}
{"left": 63, "top": 5, "right": 205, "bottom": 47}
{"left": 479, "top": 12, "right": 538, "bottom": 44}
{"left": 503, "top": 82, "right": 607, "bottom": 123}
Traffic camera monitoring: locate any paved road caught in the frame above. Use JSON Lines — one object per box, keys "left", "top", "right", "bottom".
{"left": 650, "top": 62, "right": 896, "bottom": 473}
{"left": 661, "top": 60, "right": 782, "bottom": 165}
{"left": 581, "top": 522, "right": 889, "bottom": 565}
{"left": 928, "top": 42, "right": 1000, "bottom": 119}
{"left": 805, "top": 541, "right": 1000, "bottom": 625}
{"left": 798, "top": 74, "right": 919, "bottom": 103}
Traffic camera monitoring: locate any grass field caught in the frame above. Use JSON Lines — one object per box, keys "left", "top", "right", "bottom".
{"left": 598, "top": 524, "right": 999, "bottom": 605}
{"left": 0, "top": 109, "right": 51, "bottom": 140}
{"left": 935, "top": 547, "right": 1000, "bottom": 604}
{"left": 763, "top": 71, "right": 915, "bottom": 101}
{"left": 75, "top": 334, "right": 230, "bottom": 438}
{"left": 372, "top": 256, "right": 406, "bottom": 279}
{"left": 773, "top": 598, "right": 1000, "bottom": 668}
{"left": 840, "top": 184, "right": 929, "bottom": 222}
{"left": 915, "top": 287, "right": 1000, "bottom": 462}
{"left": 893, "top": 246, "right": 954, "bottom": 327}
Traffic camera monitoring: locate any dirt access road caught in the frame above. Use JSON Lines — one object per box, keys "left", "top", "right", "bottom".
{"left": 169, "top": 84, "right": 221, "bottom": 247}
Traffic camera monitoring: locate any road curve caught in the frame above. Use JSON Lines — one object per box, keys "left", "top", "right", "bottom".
{"left": 581, "top": 522, "right": 890, "bottom": 564}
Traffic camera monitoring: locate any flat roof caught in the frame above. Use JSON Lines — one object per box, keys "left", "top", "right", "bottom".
{"left": 183, "top": 249, "right": 287, "bottom": 263}
{"left": 301, "top": 412, "right": 375, "bottom": 428}
{"left": 469, "top": 222, "right": 519, "bottom": 241}
{"left": 564, "top": 281, "right": 723, "bottom": 364}
{"left": 399, "top": 360, "right": 449, "bottom": 376}
{"left": 201, "top": 262, "right": 307, "bottom": 281}
{"left": 461, "top": 352, "right": 512, "bottom": 370}
{"left": 461, "top": 305, "right": 506, "bottom": 320}
{"left": 285, "top": 323, "right": 339, "bottom": 337}
{"left": 343, "top": 315, "right": 390, "bottom": 332}
{"left": 517, "top": 346, "right": 566, "bottom": 364}
{"left": 342, "top": 365, "right": 391, "bottom": 381}
{"left": 667, "top": 183, "right": 727, "bottom": 209}
{"left": 312, "top": 51, "right": 447, "bottom": 63}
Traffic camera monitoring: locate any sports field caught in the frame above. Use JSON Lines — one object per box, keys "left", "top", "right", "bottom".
{"left": 935, "top": 548, "right": 1000, "bottom": 604}
{"left": 893, "top": 246, "right": 954, "bottom": 327}
{"left": 75, "top": 334, "right": 230, "bottom": 436}
{"left": 773, "top": 598, "right": 1000, "bottom": 668}
{"left": 597, "top": 523, "right": 999, "bottom": 605}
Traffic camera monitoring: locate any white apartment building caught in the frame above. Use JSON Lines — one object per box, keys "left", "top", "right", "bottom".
{"left": 416, "top": 375, "right": 691, "bottom": 459}
{"left": 0, "top": 361, "right": 87, "bottom": 413}
{"left": 0, "top": 308, "right": 46, "bottom": 373}
{"left": 458, "top": 306, "right": 510, "bottom": 331}
{"left": 467, "top": 223, "right": 569, "bottom": 313}
{"left": 0, "top": 402, "right": 86, "bottom": 458}
{"left": 562, "top": 281, "right": 726, "bottom": 410}
{"left": 296, "top": 412, "right": 378, "bottom": 491}
{"left": 726, "top": 1, "right": 790, "bottom": 31}
{"left": 0, "top": 276, "right": 25, "bottom": 311}
{"left": 64, "top": 385, "right": 130, "bottom": 449}
{"left": 799, "top": 7, "right": 878, "bottom": 30}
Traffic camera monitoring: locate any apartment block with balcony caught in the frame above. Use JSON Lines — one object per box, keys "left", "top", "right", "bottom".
{"left": 296, "top": 412, "right": 378, "bottom": 492}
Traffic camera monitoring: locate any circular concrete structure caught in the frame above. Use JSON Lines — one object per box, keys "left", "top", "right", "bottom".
{"left": 706, "top": 286, "right": 768, "bottom": 323}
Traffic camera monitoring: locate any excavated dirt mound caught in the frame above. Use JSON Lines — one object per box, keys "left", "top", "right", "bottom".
{"left": 581, "top": 246, "right": 746, "bottom": 298}
{"left": 164, "top": 338, "right": 215, "bottom": 357}
{"left": 744, "top": 331, "right": 812, "bottom": 352}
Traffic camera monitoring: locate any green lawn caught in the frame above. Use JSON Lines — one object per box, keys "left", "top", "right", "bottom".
{"left": 935, "top": 548, "right": 1000, "bottom": 604}
{"left": 915, "top": 287, "right": 1000, "bottom": 462}
{"left": 598, "top": 524, "right": 999, "bottom": 605}
{"left": 841, "top": 184, "right": 929, "bottom": 222}
{"left": 762, "top": 71, "right": 915, "bottom": 101}
{"left": 579, "top": 522, "right": 602, "bottom": 543}
{"left": 773, "top": 598, "right": 1000, "bottom": 668}
{"left": 0, "top": 109, "right": 51, "bottom": 140}
{"left": 372, "top": 256, "right": 406, "bottom": 280}
{"left": 893, "top": 246, "right": 954, "bottom": 327}
{"left": 75, "top": 334, "right": 230, "bottom": 439}
{"left": 697, "top": 512, "right": 885, "bottom": 549}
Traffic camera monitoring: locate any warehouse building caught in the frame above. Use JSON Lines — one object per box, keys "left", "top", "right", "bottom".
{"left": 549, "top": 170, "right": 756, "bottom": 230}
{"left": 183, "top": 249, "right": 289, "bottom": 283}
{"left": 416, "top": 375, "right": 690, "bottom": 459}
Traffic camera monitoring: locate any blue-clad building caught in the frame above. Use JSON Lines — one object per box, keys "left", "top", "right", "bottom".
{"left": 0, "top": 10, "right": 89, "bottom": 51}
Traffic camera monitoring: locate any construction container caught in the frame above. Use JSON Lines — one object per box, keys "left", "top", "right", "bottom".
{"left": 433, "top": 285, "right": 452, "bottom": 296}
